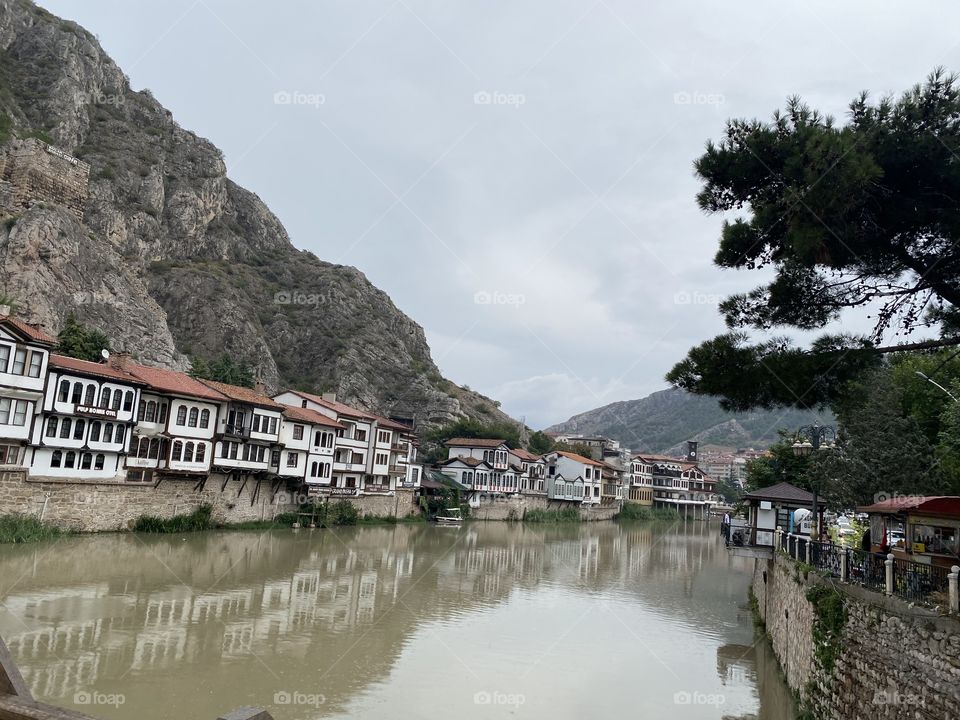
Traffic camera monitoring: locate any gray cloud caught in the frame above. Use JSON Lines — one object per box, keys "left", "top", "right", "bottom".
{"left": 44, "top": 0, "right": 960, "bottom": 428}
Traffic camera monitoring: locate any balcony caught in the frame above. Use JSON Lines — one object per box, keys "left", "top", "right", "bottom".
{"left": 333, "top": 461, "right": 366, "bottom": 472}
{"left": 224, "top": 423, "right": 251, "bottom": 438}
{"left": 390, "top": 442, "right": 407, "bottom": 451}
{"left": 388, "top": 465, "right": 406, "bottom": 475}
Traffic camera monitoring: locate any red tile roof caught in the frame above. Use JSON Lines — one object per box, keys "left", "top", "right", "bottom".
{"left": 49, "top": 354, "right": 144, "bottom": 383}
{"left": 445, "top": 437, "right": 508, "bottom": 448}
{"left": 281, "top": 405, "right": 344, "bottom": 428}
{"left": 198, "top": 379, "right": 283, "bottom": 409}
{"left": 0, "top": 315, "right": 57, "bottom": 345}
{"left": 857, "top": 496, "right": 960, "bottom": 518}
{"left": 510, "top": 448, "right": 543, "bottom": 462}
{"left": 440, "top": 456, "right": 491, "bottom": 468}
{"left": 554, "top": 450, "right": 604, "bottom": 467}
{"left": 372, "top": 414, "right": 415, "bottom": 433}
{"left": 123, "top": 363, "right": 227, "bottom": 402}
{"left": 283, "top": 389, "right": 377, "bottom": 420}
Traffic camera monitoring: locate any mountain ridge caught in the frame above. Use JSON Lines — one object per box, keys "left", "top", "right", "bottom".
{"left": 0, "top": 0, "right": 512, "bottom": 429}
{"left": 546, "top": 387, "right": 834, "bottom": 453}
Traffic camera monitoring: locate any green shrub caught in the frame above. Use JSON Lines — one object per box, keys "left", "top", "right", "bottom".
{"left": 524, "top": 507, "right": 581, "bottom": 523}
{"left": 0, "top": 514, "right": 61, "bottom": 544}
{"left": 134, "top": 504, "right": 213, "bottom": 533}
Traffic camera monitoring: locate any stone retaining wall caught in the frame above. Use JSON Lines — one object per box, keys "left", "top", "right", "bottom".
{"left": 0, "top": 470, "right": 299, "bottom": 531}
{"left": 0, "top": 139, "right": 90, "bottom": 220}
{"left": 752, "top": 551, "right": 960, "bottom": 719}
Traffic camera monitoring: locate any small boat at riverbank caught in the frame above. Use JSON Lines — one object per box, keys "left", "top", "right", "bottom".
{"left": 435, "top": 508, "right": 463, "bottom": 525}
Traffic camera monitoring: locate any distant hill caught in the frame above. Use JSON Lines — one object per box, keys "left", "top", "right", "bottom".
{"left": 545, "top": 388, "right": 834, "bottom": 454}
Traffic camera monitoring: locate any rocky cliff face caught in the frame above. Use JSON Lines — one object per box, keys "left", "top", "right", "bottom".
{"left": 0, "top": 0, "right": 511, "bottom": 428}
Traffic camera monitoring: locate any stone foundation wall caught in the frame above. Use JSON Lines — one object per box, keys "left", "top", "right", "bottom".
{"left": 337, "top": 490, "right": 419, "bottom": 518}
{"left": 0, "top": 470, "right": 299, "bottom": 531}
{"left": 468, "top": 494, "right": 621, "bottom": 521}
{"left": 753, "top": 551, "right": 960, "bottom": 719}
{"left": 0, "top": 138, "right": 90, "bottom": 220}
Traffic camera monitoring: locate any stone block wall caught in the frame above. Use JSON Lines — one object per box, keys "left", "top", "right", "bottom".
{"left": 0, "top": 470, "right": 299, "bottom": 531}
{"left": 752, "top": 551, "right": 960, "bottom": 719}
{"left": 0, "top": 138, "right": 90, "bottom": 221}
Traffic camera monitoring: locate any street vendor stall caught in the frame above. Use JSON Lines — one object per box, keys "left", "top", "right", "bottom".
{"left": 856, "top": 496, "right": 960, "bottom": 568}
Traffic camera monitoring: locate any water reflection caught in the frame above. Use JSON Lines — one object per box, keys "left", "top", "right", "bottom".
{"left": 0, "top": 521, "right": 793, "bottom": 719}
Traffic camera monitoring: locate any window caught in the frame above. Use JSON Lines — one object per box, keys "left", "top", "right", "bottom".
{"left": 100, "top": 388, "right": 111, "bottom": 409}
{"left": 293, "top": 425, "right": 303, "bottom": 440}
{"left": 269, "top": 417, "right": 278, "bottom": 434}
{"left": 158, "top": 403, "right": 168, "bottom": 424}
{"left": 123, "top": 391, "right": 133, "bottom": 412}
{"left": 0, "top": 399, "right": 9, "bottom": 424}
{"left": 310, "top": 461, "right": 319, "bottom": 477}
{"left": 12, "top": 349, "right": 26, "bottom": 375}
{"left": 138, "top": 399, "right": 146, "bottom": 422}
{"left": 83, "top": 385, "right": 95, "bottom": 406}
{"left": 73, "top": 419, "right": 85, "bottom": 440}
{"left": 0, "top": 345, "right": 9, "bottom": 373}
{"left": 301, "top": 399, "right": 307, "bottom": 408}
{"left": 114, "top": 425, "right": 124, "bottom": 444}
{"left": 71, "top": 382, "right": 82, "bottom": 404}
{"left": 64, "top": 450, "right": 76, "bottom": 469}
{"left": 51, "top": 450, "right": 62, "bottom": 468}
{"left": 378, "top": 430, "right": 390, "bottom": 444}
{"left": 352, "top": 452, "right": 363, "bottom": 465}
{"left": 176, "top": 405, "right": 187, "bottom": 425}
{"left": 195, "top": 443, "right": 206, "bottom": 464}
{"left": 355, "top": 429, "right": 367, "bottom": 442}
{"left": 80, "top": 453, "right": 92, "bottom": 470}
{"left": 59, "top": 418, "right": 72, "bottom": 439}
{"left": 376, "top": 453, "right": 388, "bottom": 466}
{"left": 183, "top": 442, "right": 194, "bottom": 463}
{"left": 27, "top": 353, "right": 43, "bottom": 378}
{"left": 58, "top": 379, "right": 69, "bottom": 402}
{"left": 270, "top": 449, "right": 281, "bottom": 466}
{"left": 148, "top": 438, "right": 160, "bottom": 459}
{"left": 111, "top": 390, "right": 121, "bottom": 411}
{"left": 0, "top": 445, "right": 21, "bottom": 465}
{"left": 287, "top": 452, "right": 298, "bottom": 467}
{"left": 199, "top": 409, "right": 210, "bottom": 428}
{"left": 45, "top": 417, "right": 57, "bottom": 437}
{"left": 188, "top": 407, "right": 198, "bottom": 427}
{"left": 145, "top": 401, "right": 157, "bottom": 423}
{"left": 94, "top": 454, "right": 105, "bottom": 471}
{"left": 172, "top": 440, "right": 183, "bottom": 462}
{"left": 227, "top": 442, "right": 238, "bottom": 460}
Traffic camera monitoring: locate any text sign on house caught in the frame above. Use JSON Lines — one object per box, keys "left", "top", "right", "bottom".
{"left": 75, "top": 405, "right": 118, "bottom": 419}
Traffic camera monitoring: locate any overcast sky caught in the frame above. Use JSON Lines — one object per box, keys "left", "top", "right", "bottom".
{"left": 41, "top": 0, "right": 960, "bottom": 428}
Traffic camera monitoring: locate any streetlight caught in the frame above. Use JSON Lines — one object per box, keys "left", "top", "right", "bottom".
{"left": 792, "top": 422, "right": 836, "bottom": 541}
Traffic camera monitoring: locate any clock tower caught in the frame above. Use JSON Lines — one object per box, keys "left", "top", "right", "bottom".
{"left": 686, "top": 440, "right": 698, "bottom": 463}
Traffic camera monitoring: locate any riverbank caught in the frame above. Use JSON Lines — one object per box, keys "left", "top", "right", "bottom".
{"left": 0, "top": 514, "right": 61, "bottom": 544}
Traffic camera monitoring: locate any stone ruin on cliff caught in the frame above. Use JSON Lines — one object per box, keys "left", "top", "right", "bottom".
{"left": 0, "top": 138, "right": 90, "bottom": 222}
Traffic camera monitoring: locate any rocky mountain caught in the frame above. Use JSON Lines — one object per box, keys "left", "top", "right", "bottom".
{"left": 546, "top": 387, "right": 834, "bottom": 453}
{"left": 0, "top": 0, "right": 511, "bottom": 428}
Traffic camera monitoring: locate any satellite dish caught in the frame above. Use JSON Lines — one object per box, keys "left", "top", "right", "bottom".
{"left": 101, "top": 348, "right": 110, "bottom": 361}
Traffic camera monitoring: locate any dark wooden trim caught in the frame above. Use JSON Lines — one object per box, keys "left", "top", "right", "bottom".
{"left": 0, "top": 636, "right": 30, "bottom": 700}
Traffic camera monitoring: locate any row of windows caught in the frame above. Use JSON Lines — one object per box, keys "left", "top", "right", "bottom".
{"left": 0, "top": 398, "right": 29, "bottom": 426}
{"left": 171, "top": 440, "right": 206, "bottom": 464}
{"left": 57, "top": 380, "right": 134, "bottom": 412}
{"left": 482, "top": 450, "right": 507, "bottom": 465}
{"left": 309, "top": 461, "right": 331, "bottom": 478}
{"left": 462, "top": 470, "right": 520, "bottom": 488}
{"left": 374, "top": 452, "right": 388, "bottom": 466}
{"left": 50, "top": 450, "right": 106, "bottom": 470}
{"left": 376, "top": 430, "right": 391, "bottom": 444}
{"left": 219, "top": 441, "right": 268, "bottom": 463}
{"left": 251, "top": 413, "right": 279, "bottom": 435}
{"left": 0, "top": 444, "right": 23, "bottom": 465}
{"left": 45, "top": 417, "right": 125, "bottom": 444}
{"left": 0, "top": 345, "right": 43, "bottom": 378}
{"left": 138, "top": 399, "right": 168, "bottom": 424}
{"left": 553, "top": 482, "right": 585, "bottom": 498}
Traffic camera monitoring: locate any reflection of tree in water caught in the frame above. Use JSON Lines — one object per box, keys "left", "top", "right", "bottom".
{"left": 717, "top": 639, "right": 796, "bottom": 720}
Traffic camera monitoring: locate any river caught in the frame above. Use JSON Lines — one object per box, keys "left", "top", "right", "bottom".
{"left": 0, "top": 520, "right": 794, "bottom": 719}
